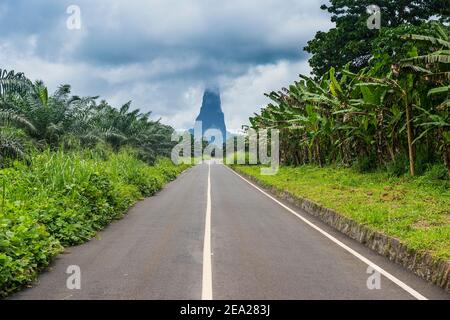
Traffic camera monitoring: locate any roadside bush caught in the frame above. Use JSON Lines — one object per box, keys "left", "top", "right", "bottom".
{"left": 386, "top": 153, "right": 410, "bottom": 177}
{"left": 423, "top": 164, "right": 449, "bottom": 181}
{"left": 353, "top": 154, "right": 377, "bottom": 173}
{"left": 415, "top": 164, "right": 450, "bottom": 190}
{"left": 0, "top": 149, "right": 189, "bottom": 297}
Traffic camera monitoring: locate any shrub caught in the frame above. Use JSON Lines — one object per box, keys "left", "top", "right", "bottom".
{"left": 0, "top": 149, "right": 188, "bottom": 297}
{"left": 354, "top": 154, "right": 377, "bottom": 173}
{"left": 386, "top": 153, "right": 410, "bottom": 177}
{"left": 423, "top": 164, "right": 448, "bottom": 181}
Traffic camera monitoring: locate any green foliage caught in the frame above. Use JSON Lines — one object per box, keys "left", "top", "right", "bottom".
{"left": 304, "top": 0, "right": 449, "bottom": 76}
{"left": 0, "top": 149, "right": 189, "bottom": 297}
{"left": 420, "top": 164, "right": 449, "bottom": 182}
{"left": 251, "top": 22, "right": 450, "bottom": 178}
{"left": 354, "top": 154, "right": 378, "bottom": 173}
{"left": 235, "top": 164, "right": 450, "bottom": 260}
{"left": 0, "top": 69, "right": 32, "bottom": 96}
{"left": 0, "top": 45, "right": 185, "bottom": 299}
{"left": 386, "top": 153, "right": 410, "bottom": 177}
{"left": 0, "top": 73, "right": 176, "bottom": 166}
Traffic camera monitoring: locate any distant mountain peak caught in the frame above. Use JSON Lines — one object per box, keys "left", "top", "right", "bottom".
{"left": 193, "top": 88, "right": 228, "bottom": 143}
{"left": 204, "top": 86, "right": 220, "bottom": 95}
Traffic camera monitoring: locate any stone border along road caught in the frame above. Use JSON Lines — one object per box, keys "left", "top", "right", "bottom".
{"left": 231, "top": 165, "right": 450, "bottom": 294}
{"left": 12, "top": 162, "right": 450, "bottom": 300}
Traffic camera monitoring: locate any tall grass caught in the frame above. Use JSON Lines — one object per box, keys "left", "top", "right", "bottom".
{"left": 0, "top": 148, "right": 189, "bottom": 297}
{"left": 234, "top": 164, "right": 450, "bottom": 260}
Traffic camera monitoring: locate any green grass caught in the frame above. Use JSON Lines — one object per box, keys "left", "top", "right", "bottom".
{"left": 0, "top": 149, "right": 189, "bottom": 297}
{"left": 233, "top": 165, "right": 450, "bottom": 260}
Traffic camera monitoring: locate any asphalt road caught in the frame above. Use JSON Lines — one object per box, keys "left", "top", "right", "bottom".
{"left": 12, "top": 162, "right": 449, "bottom": 300}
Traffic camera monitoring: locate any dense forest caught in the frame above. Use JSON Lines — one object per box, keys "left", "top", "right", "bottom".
{"left": 250, "top": 2, "right": 449, "bottom": 178}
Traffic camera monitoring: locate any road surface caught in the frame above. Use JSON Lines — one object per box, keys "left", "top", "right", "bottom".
{"left": 12, "top": 162, "right": 449, "bottom": 300}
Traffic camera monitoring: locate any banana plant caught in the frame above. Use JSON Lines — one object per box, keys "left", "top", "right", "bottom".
{"left": 401, "top": 22, "right": 450, "bottom": 176}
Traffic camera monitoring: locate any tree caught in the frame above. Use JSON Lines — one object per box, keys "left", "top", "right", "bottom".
{"left": 250, "top": 22, "right": 449, "bottom": 177}
{"left": 304, "top": 0, "right": 449, "bottom": 77}
{"left": 0, "top": 68, "right": 177, "bottom": 165}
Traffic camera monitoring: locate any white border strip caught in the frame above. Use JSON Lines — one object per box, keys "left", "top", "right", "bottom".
{"left": 202, "top": 162, "right": 213, "bottom": 300}
{"left": 224, "top": 165, "right": 427, "bottom": 300}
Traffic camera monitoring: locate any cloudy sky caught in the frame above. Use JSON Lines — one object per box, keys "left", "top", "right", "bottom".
{"left": 0, "top": 0, "right": 333, "bottom": 131}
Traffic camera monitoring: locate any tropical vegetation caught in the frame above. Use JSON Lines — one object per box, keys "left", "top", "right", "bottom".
{"left": 0, "top": 70, "right": 175, "bottom": 166}
{"left": 240, "top": 7, "right": 449, "bottom": 269}
{"left": 0, "top": 151, "right": 188, "bottom": 297}
{"left": 305, "top": 0, "right": 449, "bottom": 76}
{"left": 234, "top": 165, "right": 449, "bottom": 260}
{"left": 0, "top": 70, "right": 188, "bottom": 296}
{"left": 251, "top": 22, "right": 449, "bottom": 178}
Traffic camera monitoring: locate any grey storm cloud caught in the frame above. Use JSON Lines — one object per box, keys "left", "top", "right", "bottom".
{"left": 0, "top": 0, "right": 332, "bottom": 130}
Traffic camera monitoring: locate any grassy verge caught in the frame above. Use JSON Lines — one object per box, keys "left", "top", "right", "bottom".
{"left": 0, "top": 149, "right": 189, "bottom": 297}
{"left": 233, "top": 165, "right": 450, "bottom": 261}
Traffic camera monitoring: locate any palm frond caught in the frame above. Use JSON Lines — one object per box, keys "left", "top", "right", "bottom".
{"left": 0, "top": 110, "right": 36, "bottom": 132}
{"left": 0, "top": 69, "right": 32, "bottom": 96}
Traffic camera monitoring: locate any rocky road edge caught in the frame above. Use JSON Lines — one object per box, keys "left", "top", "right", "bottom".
{"left": 232, "top": 167, "right": 450, "bottom": 294}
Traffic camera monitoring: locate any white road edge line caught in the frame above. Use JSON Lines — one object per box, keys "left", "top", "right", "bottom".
{"left": 224, "top": 165, "right": 428, "bottom": 301}
{"left": 202, "top": 162, "right": 213, "bottom": 300}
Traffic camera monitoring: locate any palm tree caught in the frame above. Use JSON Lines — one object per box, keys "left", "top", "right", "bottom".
{"left": 0, "top": 70, "right": 35, "bottom": 163}
{"left": 0, "top": 68, "right": 177, "bottom": 165}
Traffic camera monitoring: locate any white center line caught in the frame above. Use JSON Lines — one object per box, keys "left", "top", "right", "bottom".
{"left": 202, "top": 162, "right": 213, "bottom": 300}
{"left": 224, "top": 165, "right": 428, "bottom": 300}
